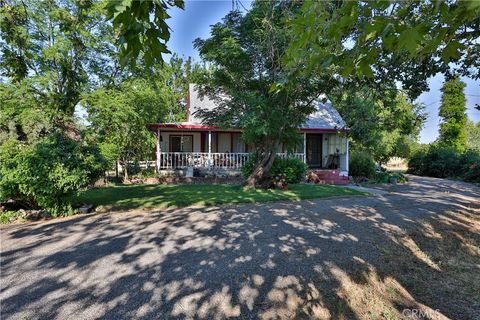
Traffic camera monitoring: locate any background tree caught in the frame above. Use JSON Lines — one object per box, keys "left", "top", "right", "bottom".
{"left": 0, "top": 0, "right": 119, "bottom": 137}
{"left": 194, "top": 2, "right": 325, "bottom": 188}
{"left": 466, "top": 120, "right": 480, "bottom": 151}
{"left": 438, "top": 77, "right": 467, "bottom": 152}
{"left": 83, "top": 57, "right": 205, "bottom": 181}
{"left": 330, "top": 87, "right": 425, "bottom": 163}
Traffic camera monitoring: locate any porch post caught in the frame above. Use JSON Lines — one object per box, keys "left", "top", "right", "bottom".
{"left": 208, "top": 130, "right": 212, "bottom": 170}
{"left": 156, "top": 127, "right": 161, "bottom": 172}
{"left": 346, "top": 137, "right": 349, "bottom": 173}
{"left": 303, "top": 132, "right": 307, "bottom": 164}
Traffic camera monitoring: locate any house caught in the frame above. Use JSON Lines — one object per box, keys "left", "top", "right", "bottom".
{"left": 148, "top": 84, "right": 349, "bottom": 184}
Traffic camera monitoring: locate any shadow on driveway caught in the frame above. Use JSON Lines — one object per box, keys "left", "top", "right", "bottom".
{"left": 1, "top": 176, "right": 479, "bottom": 319}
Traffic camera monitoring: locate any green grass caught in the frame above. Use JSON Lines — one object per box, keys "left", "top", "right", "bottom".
{"left": 73, "top": 183, "right": 367, "bottom": 211}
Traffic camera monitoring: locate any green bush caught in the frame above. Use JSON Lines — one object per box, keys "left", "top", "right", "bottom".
{"left": 0, "top": 133, "right": 107, "bottom": 216}
{"left": 407, "top": 145, "right": 461, "bottom": 178}
{"left": 461, "top": 150, "right": 480, "bottom": 182}
{"left": 375, "top": 172, "right": 408, "bottom": 183}
{"left": 241, "top": 154, "right": 307, "bottom": 184}
{"left": 349, "top": 150, "right": 376, "bottom": 178}
{"left": 139, "top": 166, "right": 157, "bottom": 178}
{"left": 407, "top": 145, "right": 479, "bottom": 182}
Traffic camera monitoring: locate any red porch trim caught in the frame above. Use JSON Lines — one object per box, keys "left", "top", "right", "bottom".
{"left": 147, "top": 123, "right": 348, "bottom": 133}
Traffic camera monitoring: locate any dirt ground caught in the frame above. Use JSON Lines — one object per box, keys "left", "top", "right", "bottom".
{"left": 1, "top": 175, "right": 479, "bottom": 320}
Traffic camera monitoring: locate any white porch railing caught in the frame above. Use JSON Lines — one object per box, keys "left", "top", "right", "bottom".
{"left": 158, "top": 152, "right": 305, "bottom": 170}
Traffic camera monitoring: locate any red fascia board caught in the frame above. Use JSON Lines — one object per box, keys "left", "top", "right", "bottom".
{"left": 147, "top": 123, "right": 349, "bottom": 133}
{"left": 147, "top": 123, "right": 241, "bottom": 131}
{"left": 299, "top": 128, "right": 349, "bottom": 133}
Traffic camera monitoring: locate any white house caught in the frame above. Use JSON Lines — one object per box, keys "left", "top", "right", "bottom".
{"left": 148, "top": 84, "right": 349, "bottom": 184}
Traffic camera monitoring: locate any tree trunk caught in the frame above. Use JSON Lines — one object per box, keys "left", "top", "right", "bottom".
{"left": 122, "top": 160, "right": 129, "bottom": 183}
{"left": 245, "top": 149, "right": 276, "bottom": 188}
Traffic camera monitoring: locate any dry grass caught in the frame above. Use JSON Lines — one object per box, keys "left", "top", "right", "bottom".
{"left": 293, "top": 208, "right": 480, "bottom": 320}
{"left": 374, "top": 209, "right": 480, "bottom": 320}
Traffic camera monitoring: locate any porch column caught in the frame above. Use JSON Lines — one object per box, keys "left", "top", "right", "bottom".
{"left": 346, "top": 137, "right": 349, "bottom": 173}
{"left": 156, "top": 127, "right": 161, "bottom": 172}
{"left": 303, "top": 132, "right": 307, "bottom": 164}
{"left": 208, "top": 130, "right": 212, "bottom": 170}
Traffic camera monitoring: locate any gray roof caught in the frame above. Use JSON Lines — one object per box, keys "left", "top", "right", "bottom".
{"left": 187, "top": 84, "right": 346, "bottom": 130}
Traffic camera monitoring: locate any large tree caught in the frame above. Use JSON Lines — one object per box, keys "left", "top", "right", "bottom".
{"left": 82, "top": 57, "right": 205, "bottom": 181}
{"left": 286, "top": 1, "right": 480, "bottom": 99}
{"left": 194, "top": 1, "right": 327, "bottom": 188}
{"left": 0, "top": 0, "right": 120, "bottom": 140}
{"left": 438, "top": 77, "right": 467, "bottom": 152}
{"left": 330, "top": 86, "right": 425, "bottom": 163}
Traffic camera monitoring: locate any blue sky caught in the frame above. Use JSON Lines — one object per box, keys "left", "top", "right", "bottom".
{"left": 165, "top": 0, "right": 480, "bottom": 143}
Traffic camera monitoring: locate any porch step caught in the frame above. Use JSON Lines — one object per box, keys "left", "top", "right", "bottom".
{"left": 307, "top": 170, "right": 349, "bottom": 185}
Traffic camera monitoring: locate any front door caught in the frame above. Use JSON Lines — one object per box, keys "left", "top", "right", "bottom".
{"left": 306, "top": 134, "right": 322, "bottom": 168}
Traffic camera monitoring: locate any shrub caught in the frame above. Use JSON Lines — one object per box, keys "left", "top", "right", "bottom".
{"left": 461, "top": 150, "right": 480, "bottom": 182}
{"left": 241, "top": 154, "right": 308, "bottom": 184}
{"left": 0, "top": 133, "right": 107, "bottom": 216}
{"left": 407, "top": 145, "right": 461, "bottom": 178}
{"left": 407, "top": 145, "right": 480, "bottom": 182}
{"left": 349, "top": 150, "right": 376, "bottom": 178}
{"left": 375, "top": 172, "right": 408, "bottom": 183}
{"left": 138, "top": 166, "right": 157, "bottom": 178}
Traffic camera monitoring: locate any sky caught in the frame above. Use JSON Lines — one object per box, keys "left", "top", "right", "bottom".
{"left": 165, "top": 0, "right": 480, "bottom": 144}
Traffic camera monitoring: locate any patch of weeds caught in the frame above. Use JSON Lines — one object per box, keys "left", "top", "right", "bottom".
{"left": 381, "top": 308, "right": 399, "bottom": 320}
{"left": 0, "top": 210, "right": 22, "bottom": 224}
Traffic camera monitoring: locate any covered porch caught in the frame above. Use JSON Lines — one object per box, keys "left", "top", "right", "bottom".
{"left": 148, "top": 124, "right": 349, "bottom": 175}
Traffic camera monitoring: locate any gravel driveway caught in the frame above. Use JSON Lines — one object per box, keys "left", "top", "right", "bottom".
{"left": 1, "top": 176, "right": 479, "bottom": 320}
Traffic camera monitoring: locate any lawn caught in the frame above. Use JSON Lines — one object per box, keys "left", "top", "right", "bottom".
{"left": 73, "top": 183, "right": 366, "bottom": 210}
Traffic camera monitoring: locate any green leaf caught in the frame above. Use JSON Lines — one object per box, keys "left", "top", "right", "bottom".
{"left": 398, "top": 28, "right": 423, "bottom": 55}
{"left": 442, "top": 41, "right": 465, "bottom": 62}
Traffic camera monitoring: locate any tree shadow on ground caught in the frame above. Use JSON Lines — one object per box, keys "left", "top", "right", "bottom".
{"left": 1, "top": 176, "right": 479, "bottom": 319}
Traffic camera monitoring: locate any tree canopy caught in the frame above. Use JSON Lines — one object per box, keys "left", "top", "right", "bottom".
{"left": 194, "top": 1, "right": 327, "bottom": 187}
{"left": 286, "top": 0, "right": 480, "bottom": 99}
{"left": 330, "top": 87, "right": 425, "bottom": 162}
{"left": 105, "top": 0, "right": 184, "bottom": 66}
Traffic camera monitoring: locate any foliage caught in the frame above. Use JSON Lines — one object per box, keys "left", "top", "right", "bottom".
{"left": 269, "top": 157, "right": 308, "bottom": 184}
{"left": 287, "top": 1, "right": 480, "bottom": 99}
{"left": 460, "top": 150, "right": 480, "bottom": 182}
{"left": 466, "top": 120, "right": 480, "bottom": 151}
{"left": 0, "top": 0, "right": 117, "bottom": 117}
{"left": 73, "top": 183, "right": 365, "bottom": 210}
{"left": 105, "top": 0, "right": 184, "bottom": 66}
{"left": 83, "top": 57, "right": 204, "bottom": 180}
{"left": 349, "top": 150, "right": 376, "bottom": 178}
{"left": 408, "top": 145, "right": 461, "bottom": 178}
{"left": 82, "top": 79, "right": 161, "bottom": 180}
{"left": 438, "top": 77, "right": 468, "bottom": 152}
{"left": 330, "top": 87, "right": 425, "bottom": 162}
{"left": 194, "top": 2, "right": 325, "bottom": 187}
{"left": 242, "top": 155, "right": 307, "bottom": 184}
{"left": 374, "top": 172, "right": 408, "bottom": 184}
{"left": 0, "top": 80, "right": 53, "bottom": 144}
{"left": 0, "top": 134, "right": 106, "bottom": 216}
{"left": 0, "top": 210, "right": 22, "bottom": 224}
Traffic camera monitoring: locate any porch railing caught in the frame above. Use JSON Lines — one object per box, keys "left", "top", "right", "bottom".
{"left": 158, "top": 152, "right": 305, "bottom": 169}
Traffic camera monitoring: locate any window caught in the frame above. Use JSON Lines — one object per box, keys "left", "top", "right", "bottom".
{"left": 232, "top": 133, "right": 245, "bottom": 153}
{"left": 169, "top": 135, "right": 193, "bottom": 152}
